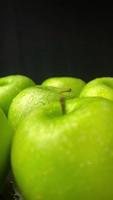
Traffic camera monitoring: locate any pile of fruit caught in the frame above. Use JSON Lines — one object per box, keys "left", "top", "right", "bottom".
{"left": 0, "top": 74, "right": 113, "bottom": 200}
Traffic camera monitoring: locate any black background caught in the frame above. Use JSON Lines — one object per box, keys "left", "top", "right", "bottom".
{"left": 0, "top": 1, "right": 113, "bottom": 83}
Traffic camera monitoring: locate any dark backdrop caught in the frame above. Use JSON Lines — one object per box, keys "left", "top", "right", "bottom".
{"left": 0, "top": 1, "right": 113, "bottom": 83}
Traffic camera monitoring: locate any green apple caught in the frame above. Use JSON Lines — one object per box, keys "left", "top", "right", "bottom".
{"left": 11, "top": 97, "right": 113, "bottom": 200}
{"left": 0, "top": 74, "right": 35, "bottom": 115}
{"left": 8, "top": 85, "right": 62, "bottom": 130}
{"left": 80, "top": 77, "right": 113, "bottom": 101}
{"left": 8, "top": 77, "right": 85, "bottom": 130}
{"left": 42, "top": 76, "right": 86, "bottom": 99}
{"left": 0, "top": 108, "right": 13, "bottom": 191}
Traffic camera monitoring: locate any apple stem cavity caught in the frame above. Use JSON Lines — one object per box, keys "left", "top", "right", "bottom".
{"left": 60, "top": 96, "right": 66, "bottom": 115}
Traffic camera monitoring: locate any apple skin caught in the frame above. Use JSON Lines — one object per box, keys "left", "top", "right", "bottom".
{"left": 11, "top": 97, "right": 113, "bottom": 200}
{"left": 0, "top": 108, "right": 13, "bottom": 191}
{"left": 8, "top": 85, "right": 62, "bottom": 130}
{"left": 80, "top": 77, "right": 113, "bottom": 101}
{"left": 0, "top": 74, "right": 35, "bottom": 115}
{"left": 42, "top": 76, "right": 86, "bottom": 99}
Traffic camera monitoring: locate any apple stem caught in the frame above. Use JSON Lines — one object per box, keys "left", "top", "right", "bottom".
{"left": 60, "top": 96, "right": 66, "bottom": 115}
{"left": 60, "top": 88, "right": 72, "bottom": 94}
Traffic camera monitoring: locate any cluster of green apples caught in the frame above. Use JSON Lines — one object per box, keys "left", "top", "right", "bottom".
{"left": 1, "top": 74, "right": 113, "bottom": 199}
